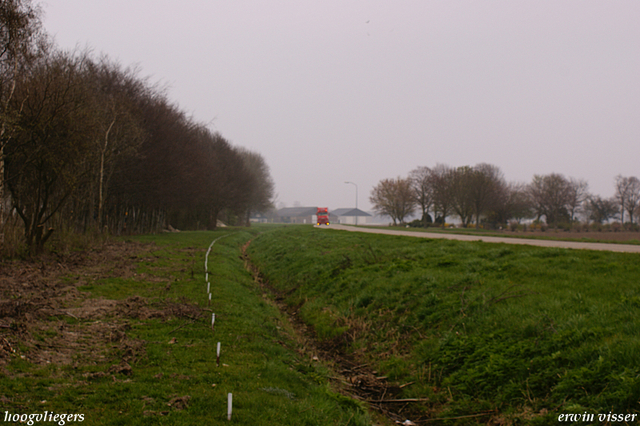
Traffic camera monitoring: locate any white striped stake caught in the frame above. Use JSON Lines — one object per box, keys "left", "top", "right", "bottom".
{"left": 211, "top": 313, "right": 215, "bottom": 331}
{"left": 208, "top": 292, "right": 212, "bottom": 306}
{"left": 217, "top": 342, "right": 221, "bottom": 366}
{"left": 227, "top": 393, "right": 232, "bottom": 421}
{"left": 207, "top": 281, "right": 210, "bottom": 294}
{"left": 206, "top": 272, "right": 209, "bottom": 283}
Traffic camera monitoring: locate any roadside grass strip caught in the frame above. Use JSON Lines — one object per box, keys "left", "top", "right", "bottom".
{"left": 246, "top": 225, "right": 640, "bottom": 425}
{"left": 0, "top": 228, "right": 375, "bottom": 425}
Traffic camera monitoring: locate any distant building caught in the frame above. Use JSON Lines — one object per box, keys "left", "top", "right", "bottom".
{"left": 249, "top": 212, "right": 270, "bottom": 223}
{"left": 331, "top": 208, "right": 372, "bottom": 225}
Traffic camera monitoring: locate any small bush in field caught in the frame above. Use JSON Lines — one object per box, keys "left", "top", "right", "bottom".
{"left": 556, "top": 222, "right": 572, "bottom": 231}
{"left": 407, "top": 219, "right": 424, "bottom": 228}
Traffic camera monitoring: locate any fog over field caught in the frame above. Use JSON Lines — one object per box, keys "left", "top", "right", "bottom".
{"left": 44, "top": 1, "right": 640, "bottom": 211}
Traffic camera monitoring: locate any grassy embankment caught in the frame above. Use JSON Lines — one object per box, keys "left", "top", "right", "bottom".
{"left": 0, "top": 228, "right": 375, "bottom": 425}
{"left": 246, "top": 225, "right": 640, "bottom": 424}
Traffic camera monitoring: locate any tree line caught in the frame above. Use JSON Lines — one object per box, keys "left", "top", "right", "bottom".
{"left": 0, "top": 0, "right": 274, "bottom": 254}
{"left": 370, "top": 163, "right": 639, "bottom": 229}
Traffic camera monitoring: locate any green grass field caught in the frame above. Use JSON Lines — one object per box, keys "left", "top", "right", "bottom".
{"left": 246, "top": 225, "right": 640, "bottom": 424}
{"left": 4, "top": 224, "right": 640, "bottom": 425}
{"left": 0, "top": 229, "right": 375, "bottom": 425}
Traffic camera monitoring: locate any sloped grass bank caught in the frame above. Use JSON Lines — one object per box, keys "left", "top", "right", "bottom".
{"left": 246, "top": 225, "right": 640, "bottom": 424}
{"left": 0, "top": 229, "right": 374, "bottom": 425}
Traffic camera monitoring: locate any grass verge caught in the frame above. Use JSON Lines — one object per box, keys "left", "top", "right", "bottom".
{"left": 246, "top": 225, "right": 640, "bottom": 424}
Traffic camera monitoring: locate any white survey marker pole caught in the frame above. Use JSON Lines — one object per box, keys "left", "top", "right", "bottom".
{"left": 204, "top": 233, "right": 230, "bottom": 304}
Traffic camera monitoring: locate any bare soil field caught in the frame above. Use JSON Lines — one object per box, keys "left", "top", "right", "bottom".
{"left": 498, "top": 229, "right": 640, "bottom": 242}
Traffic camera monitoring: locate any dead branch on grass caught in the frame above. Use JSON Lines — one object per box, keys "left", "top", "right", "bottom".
{"left": 420, "top": 410, "right": 496, "bottom": 422}
{"left": 367, "top": 398, "right": 429, "bottom": 403}
{"left": 487, "top": 284, "right": 537, "bottom": 306}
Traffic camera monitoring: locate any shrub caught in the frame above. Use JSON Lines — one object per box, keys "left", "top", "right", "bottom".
{"left": 557, "top": 222, "right": 572, "bottom": 232}
{"left": 590, "top": 223, "right": 603, "bottom": 232}
{"left": 0, "top": 215, "right": 28, "bottom": 258}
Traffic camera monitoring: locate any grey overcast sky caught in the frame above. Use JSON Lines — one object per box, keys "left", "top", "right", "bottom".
{"left": 42, "top": 1, "right": 640, "bottom": 212}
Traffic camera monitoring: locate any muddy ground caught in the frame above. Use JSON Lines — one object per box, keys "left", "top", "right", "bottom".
{"left": 0, "top": 241, "right": 202, "bottom": 378}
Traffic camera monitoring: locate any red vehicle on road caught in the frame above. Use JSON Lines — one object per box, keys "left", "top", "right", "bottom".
{"left": 316, "top": 207, "right": 330, "bottom": 226}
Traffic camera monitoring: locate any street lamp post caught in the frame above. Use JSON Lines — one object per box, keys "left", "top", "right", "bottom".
{"left": 344, "top": 181, "right": 358, "bottom": 226}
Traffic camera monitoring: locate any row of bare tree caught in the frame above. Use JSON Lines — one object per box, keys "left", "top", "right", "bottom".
{"left": 0, "top": 0, "right": 274, "bottom": 253}
{"left": 370, "top": 163, "right": 639, "bottom": 228}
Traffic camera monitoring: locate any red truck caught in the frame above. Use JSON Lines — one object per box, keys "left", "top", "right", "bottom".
{"left": 316, "top": 207, "right": 330, "bottom": 226}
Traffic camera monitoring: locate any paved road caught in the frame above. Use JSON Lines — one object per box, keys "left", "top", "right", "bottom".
{"left": 324, "top": 224, "right": 640, "bottom": 254}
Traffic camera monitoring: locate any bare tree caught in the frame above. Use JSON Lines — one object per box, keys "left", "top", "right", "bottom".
{"left": 0, "top": 0, "right": 42, "bottom": 246}
{"left": 585, "top": 195, "right": 618, "bottom": 224}
{"left": 0, "top": 15, "right": 278, "bottom": 249}
{"left": 110, "top": 91, "right": 200, "bottom": 231}
{"left": 106, "top": 86, "right": 268, "bottom": 233}
{"left": 479, "top": 180, "right": 533, "bottom": 228}
{"left": 0, "top": 0, "right": 42, "bottom": 140}
{"left": 5, "top": 49, "right": 92, "bottom": 252}
{"left": 450, "top": 166, "right": 475, "bottom": 226}
{"left": 614, "top": 175, "right": 640, "bottom": 224}
{"left": 369, "top": 177, "right": 415, "bottom": 225}
{"left": 527, "top": 173, "right": 572, "bottom": 226}
{"left": 236, "top": 147, "right": 275, "bottom": 226}
{"left": 83, "top": 57, "right": 145, "bottom": 230}
{"left": 408, "top": 166, "right": 433, "bottom": 227}
{"left": 197, "top": 130, "right": 252, "bottom": 229}
{"left": 565, "top": 178, "right": 589, "bottom": 222}
{"left": 429, "top": 164, "right": 454, "bottom": 227}
{"left": 507, "top": 183, "right": 534, "bottom": 224}
{"left": 469, "top": 163, "right": 505, "bottom": 226}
